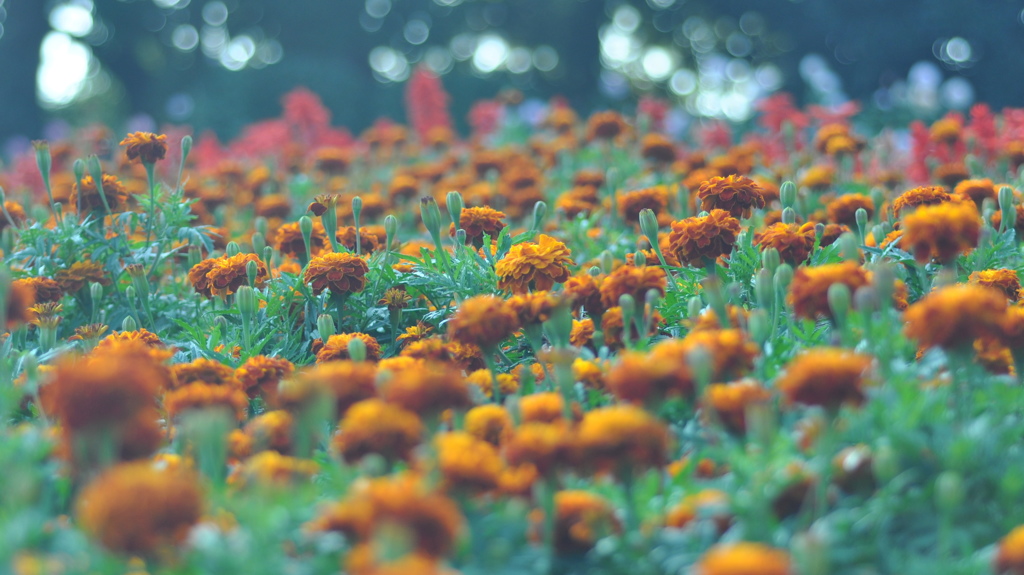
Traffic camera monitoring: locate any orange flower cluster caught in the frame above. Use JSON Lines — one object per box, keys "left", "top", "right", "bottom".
{"left": 495, "top": 234, "right": 574, "bottom": 292}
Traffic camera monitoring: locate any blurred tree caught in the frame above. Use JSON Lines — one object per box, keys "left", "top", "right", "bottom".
{"left": 0, "top": 0, "right": 48, "bottom": 139}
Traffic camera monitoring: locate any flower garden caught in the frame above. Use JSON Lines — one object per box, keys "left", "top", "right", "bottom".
{"left": 4, "top": 73, "right": 1024, "bottom": 574}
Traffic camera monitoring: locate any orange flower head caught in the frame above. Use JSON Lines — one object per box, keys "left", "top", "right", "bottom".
{"left": 704, "top": 379, "right": 772, "bottom": 434}
{"left": 164, "top": 382, "right": 249, "bottom": 421}
{"left": 904, "top": 284, "right": 1007, "bottom": 350}
{"left": 120, "top": 132, "right": 168, "bottom": 164}
{"left": 520, "top": 392, "right": 567, "bottom": 423}
{"left": 789, "top": 261, "right": 871, "bottom": 320}
{"left": 676, "top": 328, "right": 759, "bottom": 381}
{"left": 242, "top": 410, "right": 294, "bottom": 453}
{"left": 435, "top": 431, "right": 503, "bottom": 493}
{"left": 172, "top": 357, "right": 241, "bottom": 389}
{"left": 288, "top": 360, "right": 377, "bottom": 416}
{"left": 600, "top": 305, "right": 663, "bottom": 349}
{"left": 570, "top": 318, "right": 595, "bottom": 348}
{"left": 618, "top": 186, "right": 670, "bottom": 223}
{"left": 316, "top": 333, "right": 382, "bottom": 363}
{"left": 754, "top": 222, "right": 816, "bottom": 265}
{"left": 777, "top": 347, "right": 873, "bottom": 410}
{"left": 969, "top": 269, "right": 1021, "bottom": 302}
{"left": 304, "top": 252, "right": 369, "bottom": 296}
{"left": 465, "top": 368, "right": 519, "bottom": 400}
{"left": 333, "top": 398, "right": 423, "bottom": 464}
{"left": 54, "top": 261, "right": 110, "bottom": 294}
{"left": 667, "top": 209, "right": 742, "bottom": 267}
{"left": 585, "top": 110, "right": 629, "bottom": 141}
{"left": 496, "top": 234, "right": 574, "bottom": 293}
{"left": 813, "top": 122, "right": 852, "bottom": 154}
{"left": 954, "top": 178, "right": 997, "bottom": 207}
{"left": 607, "top": 349, "right": 694, "bottom": 403}
{"left": 696, "top": 175, "right": 766, "bottom": 219}
{"left": 929, "top": 116, "right": 963, "bottom": 143}
{"left": 547, "top": 491, "right": 621, "bottom": 554}
{"left": 13, "top": 277, "right": 63, "bottom": 304}
{"left": 640, "top": 133, "right": 676, "bottom": 164}
{"left": 274, "top": 220, "right": 330, "bottom": 258}
{"left": 504, "top": 421, "right": 572, "bottom": 475}
{"left": 508, "top": 291, "right": 564, "bottom": 326}
{"left": 228, "top": 450, "right": 318, "bottom": 488}
{"left": 800, "top": 165, "right": 834, "bottom": 189}
{"left": 827, "top": 193, "right": 874, "bottom": 226}
{"left": 891, "top": 185, "right": 952, "bottom": 216}
{"left": 336, "top": 226, "right": 381, "bottom": 253}
{"left": 576, "top": 405, "right": 669, "bottom": 473}
{"left": 464, "top": 404, "right": 512, "bottom": 445}
{"left": 5, "top": 280, "right": 35, "bottom": 330}
{"left": 236, "top": 355, "right": 294, "bottom": 400}
{"left": 452, "top": 206, "right": 506, "bottom": 246}
{"left": 70, "top": 174, "right": 131, "bottom": 213}
{"left": 76, "top": 462, "right": 202, "bottom": 555}
{"left": 379, "top": 361, "right": 471, "bottom": 415}
{"left": 206, "top": 253, "right": 269, "bottom": 296}
{"left": 694, "top": 542, "right": 791, "bottom": 575}
{"left": 901, "top": 201, "right": 980, "bottom": 264}
{"left": 599, "top": 265, "right": 667, "bottom": 309}
{"left": 447, "top": 294, "right": 519, "bottom": 348}
{"left": 564, "top": 273, "right": 606, "bottom": 318}
{"left": 995, "top": 525, "right": 1024, "bottom": 575}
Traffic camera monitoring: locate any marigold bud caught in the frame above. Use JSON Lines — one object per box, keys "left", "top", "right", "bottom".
{"left": 638, "top": 208, "right": 660, "bottom": 244}
{"left": 237, "top": 286, "right": 257, "bottom": 318}
{"left": 532, "top": 200, "right": 548, "bottom": 232}
{"left": 122, "top": 315, "right": 138, "bottom": 332}
{"left": 317, "top": 313, "right": 336, "bottom": 339}
{"left": 780, "top": 180, "right": 797, "bottom": 210}
{"left": 347, "top": 337, "right": 367, "bottom": 362}
{"left": 827, "top": 283, "right": 851, "bottom": 324}
{"left": 446, "top": 190, "right": 464, "bottom": 230}
{"left": 935, "top": 470, "right": 964, "bottom": 512}
{"left": 226, "top": 241, "right": 241, "bottom": 257}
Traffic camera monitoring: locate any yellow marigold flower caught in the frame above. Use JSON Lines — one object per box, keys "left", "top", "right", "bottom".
{"left": 316, "top": 332, "right": 382, "bottom": 363}
{"left": 206, "top": 253, "right": 269, "bottom": 296}
{"left": 397, "top": 321, "right": 433, "bottom": 345}
{"left": 236, "top": 355, "right": 294, "bottom": 400}
{"left": 969, "top": 269, "right": 1021, "bottom": 301}
{"left": 76, "top": 462, "right": 202, "bottom": 556}
{"left": 499, "top": 463, "right": 539, "bottom": 498}
{"left": 54, "top": 261, "right": 110, "bottom": 294}
{"left": 504, "top": 421, "right": 572, "bottom": 476}
{"left": 164, "top": 382, "right": 249, "bottom": 421}
{"left": 891, "top": 185, "right": 952, "bottom": 216}
{"left": 824, "top": 133, "right": 863, "bottom": 156}
{"left": 120, "top": 132, "right": 167, "bottom": 164}
{"left": 576, "top": 405, "right": 669, "bottom": 473}
{"left": 813, "top": 123, "right": 852, "bottom": 153}
{"left": 704, "top": 379, "right": 772, "bottom": 434}
{"left": 901, "top": 200, "right": 980, "bottom": 264}
{"left": 547, "top": 490, "right": 620, "bottom": 554}
{"left": 379, "top": 361, "right": 471, "bottom": 415}
{"left": 667, "top": 209, "right": 742, "bottom": 267}
{"left": 520, "top": 392, "right": 567, "bottom": 423}
{"left": 930, "top": 116, "right": 962, "bottom": 143}
{"left": 904, "top": 284, "right": 1007, "bottom": 350}
{"left": 827, "top": 193, "right": 874, "bottom": 226}
{"left": 665, "top": 489, "right": 731, "bottom": 532}
{"left": 754, "top": 222, "right": 816, "bottom": 265}
{"left": 995, "top": 525, "right": 1024, "bottom": 575}
{"left": 696, "top": 175, "right": 766, "bottom": 219}
{"left": 464, "top": 404, "right": 512, "bottom": 446}
{"left": 599, "top": 264, "right": 667, "bottom": 309}
{"left": 776, "top": 347, "right": 873, "bottom": 410}
{"left": 70, "top": 174, "right": 131, "bottom": 213}
{"left": 799, "top": 164, "right": 834, "bottom": 189}
{"left": 333, "top": 399, "right": 422, "bottom": 465}
{"left": 618, "top": 186, "right": 670, "bottom": 223}
{"left": 495, "top": 234, "right": 574, "bottom": 293}
{"left": 465, "top": 368, "right": 519, "bottom": 400}
{"left": 304, "top": 252, "right": 369, "bottom": 296}
{"left": 228, "top": 450, "right": 318, "bottom": 488}
{"left": 570, "top": 318, "right": 595, "bottom": 348}
{"left": 435, "top": 431, "right": 503, "bottom": 493}
{"left": 447, "top": 294, "right": 519, "bottom": 349}
{"left": 12, "top": 276, "right": 63, "bottom": 304}
{"left": 693, "top": 542, "right": 791, "bottom": 575}
{"left": 172, "top": 357, "right": 241, "bottom": 389}
{"left": 789, "top": 261, "right": 871, "bottom": 320}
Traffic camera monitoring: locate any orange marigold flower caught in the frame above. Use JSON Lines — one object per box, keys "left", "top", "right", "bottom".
{"left": 464, "top": 404, "right": 512, "bottom": 446}
{"left": 827, "top": 193, "right": 874, "bottom": 226}
{"left": 13, "top": 277, "right": 63, "bottom": 304}
{"left": 504, "top": 421, "right": 572, "bottom": 476}
{"left": 333, "top": 398, "right": 422, "bottom": 465}
{"left": 704, "top": 379, "right": 772, "bottom": 434}
{"left": 667, "top": 209, "right": 742, "bottom": 267}
{"left": 640, "top": 132, "right": 676, "bottom": 164}
{"left": 891, "top": 185, "right": 952, "bottom": 215}
{"left": 954, "top": 178, "right": 997, "bottom": 207}
{"left": 54, "top": 261, "right": 110, "bottom": 294}
{"left": 813, "top": 123, "right": 852, "bottom": 154}
{"left": 205, "top": 253, "right": 269, "bottom": 296}
{"left": 0, "top": 200, "right": 27, "bottom": 231}
{"left": 548, "top": 491, "right": 621, "bottom": 554}
{"left": 495, "top": 234, "right": 574, "bottom": 293}
{"left": 70, "top": 174, "right": 131, "bottom": 213}
{"left": 563, "top": 273, "right": 605, "bottom": 318}
{"left": 5, "top": 280, "right": 35, "bottom": 330}
{"left": 379, "top": 361, "right": 471, "bottom": 415}
{"left": 901, "top": 201, "right": 980, "bottom": 264}
{"left": 520, "top": 392, "right": 567, "bottom": 423}
{"left": 789, "top": 261, "right": 871, "bottom": 320}
{"left": 776, "top": 348, "right": 873, "bottom": 410}
{"left": 693, "top": 542, "right": 791, "bottom": 575}
{"left": 465, "top": 368, "right": 519, "bottom": 399}
{"left": 600, "top": 305, "right": 663, "bottom": 349}
{"left": 316, "top": 333, "right": 382, "bottom": 363}
{"left": 969, "top": 269, "right": 1021, "bottom": 301}
{"left": 800, "top": 165, "right": 834, "bottom": 189}
{"left": 576, "top": 405, "right": 669, "bottom": 473}
{"left": 618, "top": 186, "right": 670, "bottom": 223}
{"left": 397, "top": 321, "right": 432, "bottom": 345}
{"left": 447, "top": 294, "right": 519, "bottom": 349}
{"left": 336, "top": 226, "right": 381, "bottom": 253}
{"left": 995, "top": 525, "right": 1024, "bottom": 575}
{"left": 451, "top": 206, "right": 506, "bottom": 246}
{"left": 570, "top": 318, "right": 595, "bottom": 348}
{"left": 599, "top": 265, "right": 667, "bottom": 309}
{"left": 172, "top": 357, "right": 241, "bottom": 389}
{"left": 76, "top": 462, "right": 202, "bottom": 555}
{"left": 665, "top": 489, "right": 731, "bottom": 532}
{"left": 696, "top": 175, "right": 766, "bottom": 219}
{"left": 120, "top": 132, "right": 168, "bottom": 164}
{"left": 288, "top": 360, "right": 377, "bottom": 416}
{"left": 242, "top": 410, "right": 294, "bottom": 453}
{"left": 275, "top": 220, "right": 331, "bottom": 259}
{"left": 754, "top": 222, "right": 816, "bottom": 265}
{"left": 228, "top": 450, "right": 318, "bottom": 488}
{"left": 255, "top": 194, "right": 291, "bottom": 219}
{"left": 508, "top": 290, "right": 563, "bottom": 326}
{"left": 313, "top": 146, "right": 351, "bottom": 174}
{"left": 304, "top": 252, "right": 369, "bottom": 296}
{"left": 585, "top": 110, "right": 629, "bottom": 141}
{"left": 235, "top": 355, "right": 294, "bottom": 400}
{"left": 904, "top": 284, "right": 1007, "bottom": 350}
{"left": 435, "top": 431, "right": 503, "bottom": 493}
{"left": 607, "top": 350, "right": 693, "bottom": 404}
{"left": 188, "top": 258, "right": 217, "bottom": 298}
{"left": 164, "top": 382, "right": 249, "bottom": 421}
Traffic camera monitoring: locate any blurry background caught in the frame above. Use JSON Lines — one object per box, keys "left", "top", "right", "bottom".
{"left": 2, "top": 0, "right": 1023, "bottom": 144}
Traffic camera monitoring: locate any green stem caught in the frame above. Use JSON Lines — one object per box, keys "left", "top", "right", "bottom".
{"left": 144, "top": 162, "right": 157, "bottom": 245}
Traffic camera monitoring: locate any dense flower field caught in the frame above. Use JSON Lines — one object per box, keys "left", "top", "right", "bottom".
{"left": 4, "top": 72, "right": 1024, "bottom": 574}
